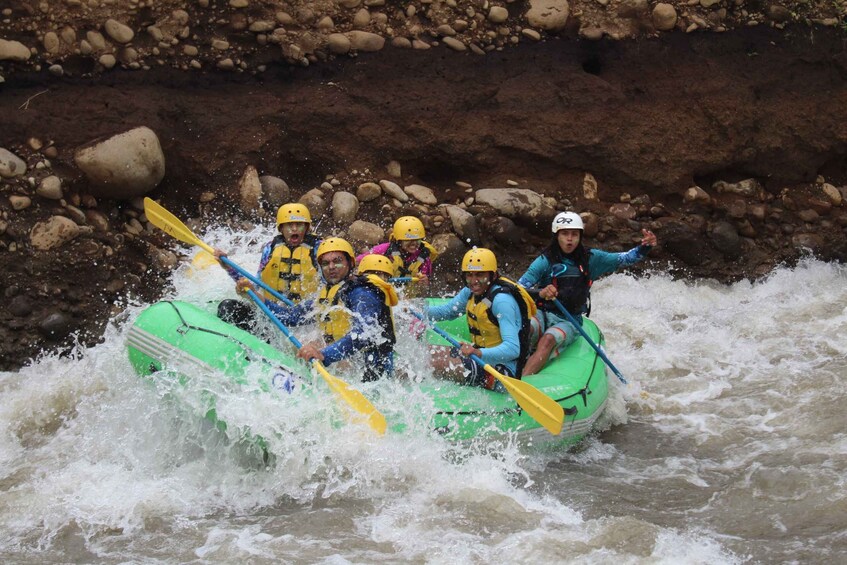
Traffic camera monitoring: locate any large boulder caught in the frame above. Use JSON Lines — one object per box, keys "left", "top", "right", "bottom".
{"left": 345, "top": 31, "right": 385, "bottom": 52}
{"left": 0, "top": 39, "right": 31, "bottom": 61}
{"left": 237, "top": 165, "right": 262, "bottom": 214}
{"left": 30, "top": 216, "right": 81, "bottom": 251}
{"left": 74, "top": 127, "right": 165, "bottom": 199}
{"left": 347, "top": 219, "right": 384, "bottom": 247}
{"left": 661, "top": 220, "right": 711, "bottom": 266}
{"left": 443, "top": 204, "right": 480, "bottom": 244}
{"left": 0, "top": 147, "right": 27, "bottom": 178}
{"left": 332, "top": 191, "right": 359, "bottom": 223}
{"left": 526, "top": 0, "right": 570, "bottom": 32}
{"left": 475, "top": 188, "right": 554, "bottom": 220}
{"left": 259, "top": 175, "right": 290, "bottom": 210}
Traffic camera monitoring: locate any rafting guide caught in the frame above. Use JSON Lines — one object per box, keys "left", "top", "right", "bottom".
{"left": 519, "top": 211, "right": 657, "bottom": 376}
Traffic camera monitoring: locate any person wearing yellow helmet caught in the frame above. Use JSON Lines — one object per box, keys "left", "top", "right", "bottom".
{"left": 424, "top": 247, "right": 536, "bottom": 392}
{"left": 518, "top": 211, "right": 658, "bottom": 376}
{"left": 356, "top": 254, "right": 395, "bottom": 282}
{"left": 215, "top": 203, "right": 321, "bottom": 331}
{"left": 266, "top": 237, "right": 398, "bottom": 382}
{"left": 358, "top": 215, "right": 439, "bottom": 289}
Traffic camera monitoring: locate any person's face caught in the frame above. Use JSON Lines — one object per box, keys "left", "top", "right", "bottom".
{"left": 464, "top": 271, "right": 493, "bottom": 296}
{"left": 319, "top": 251, "right": 350, "bottom": 285}
{"left": 281, "top": 222, "right": 307, "bottom": 245}
{"left": 557, "top": 229, "right": 582, "bottom": 254}
{"left": 399, "top": 239, "right": 421, "bottom": 254}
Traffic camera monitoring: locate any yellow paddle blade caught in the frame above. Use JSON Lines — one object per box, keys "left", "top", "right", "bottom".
{"left": 143, "top": 197, "right": 214, "bottom": 254}
{"left": 313, "top": 361, "right": 387, "bottom": 435}
{"left": 485, "top": 364, "right": 564, "bottom": 435}
{"left": 190, "top": 250, "right": 218, "bottom": 270}
{"left": 145, "top": 197, "right": 388, "bottom": 435}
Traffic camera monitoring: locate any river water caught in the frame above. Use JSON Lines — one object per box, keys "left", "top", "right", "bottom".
{"left": 1, "top": 225, "right": 845, "bottom": 564}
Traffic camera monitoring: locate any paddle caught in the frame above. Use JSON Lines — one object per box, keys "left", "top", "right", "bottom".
{"left": 551, "top": 299, "right": 628, "bottom": 385}
{"left": 247, "top": 290, "right": 387, "bottom": 435}
{"left": 410, "top": 310, "right": 564, "bottom": 436}
{"left": 191, "top": 250, "right": 219, "bottom": 270}
{"left": 143, "top": 197, "right": 295, "bottom": 307}
{"left": 144, "top": 197, "right": 386, "bottom": 434}
{"left": 388, "top": 276, "right": 420, "bottom": 284}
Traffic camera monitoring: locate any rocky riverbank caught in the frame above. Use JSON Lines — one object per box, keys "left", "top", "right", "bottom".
{"left": 1, "top": 2, "right": 846, "bottom": 370}
{"left": 0, "top": 0, "right": 843, "bottom": 79}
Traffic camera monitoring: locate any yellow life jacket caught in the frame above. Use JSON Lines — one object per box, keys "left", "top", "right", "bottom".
{"left": 317, "top": 274, "right": 398, "bottom": 344}
{"left": 260, "top": 235, "right": 319, "bottom": 303}
{"left": 465, "top": 276, "right": 537, "bottom": 374}
{"left": 317, "top": 281, "right": 350, "bottom": 344}
{"left": 385, "top": 240, "right": 438, "bottom": 277}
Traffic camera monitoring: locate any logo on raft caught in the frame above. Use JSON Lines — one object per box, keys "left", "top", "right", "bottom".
{"left": 272, "top": 370, "right": 298, "bottom": 394}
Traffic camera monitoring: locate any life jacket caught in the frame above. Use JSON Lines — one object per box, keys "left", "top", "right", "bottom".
{"left": 317, "top": 280, "right": 350, "bottom": 344}
{"left": 465, "top": 276, "right": 537, "bottom": 377}
{"left": 260, "top": 234, "right": 319, "bottom": 303}
{"left": 383, "top": 240, "right": 438, "bottom": 277}
{"left": 317, "top": 274, "right": 398, "bottom": 346}
{"left": 543, "top": 248, "right": 593, "bottom": 316}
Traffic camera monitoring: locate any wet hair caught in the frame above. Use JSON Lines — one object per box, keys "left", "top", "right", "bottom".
{"left": 543, "top": 232, "right": 587, "bottom": 265}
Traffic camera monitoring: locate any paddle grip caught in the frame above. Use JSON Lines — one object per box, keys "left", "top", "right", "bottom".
{"left": 551, "top": 299, "right": 628, "bottom": 384}
{"left": 246, "top": 290, "right": 304, "bottom": 349}
{"left": 221, "top": 256, "right": 295, "bottom": 307}
{"left": 410, "top": 310, "right": 486, "bottom": 369}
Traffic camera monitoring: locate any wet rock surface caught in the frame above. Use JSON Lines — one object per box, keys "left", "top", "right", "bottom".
{"left": 1, "top": 3, "right": 846, "bottom": 370}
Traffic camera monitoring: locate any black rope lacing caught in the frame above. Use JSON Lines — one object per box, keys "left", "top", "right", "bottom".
{"left": 163, "top": 301, "right": 289, "bottom": 371}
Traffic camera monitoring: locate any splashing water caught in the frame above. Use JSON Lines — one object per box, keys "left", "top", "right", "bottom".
{"left": 1, "top": 222, "right": 844, "bottom": 563}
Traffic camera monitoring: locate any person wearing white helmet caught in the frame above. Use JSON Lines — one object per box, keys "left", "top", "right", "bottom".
{"left": 518, "top": 211, "right": 657, "bottom": 376}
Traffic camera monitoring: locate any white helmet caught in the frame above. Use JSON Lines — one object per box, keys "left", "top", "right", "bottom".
{"left": 551, "top": 211, "right": 584, "bottom": 233}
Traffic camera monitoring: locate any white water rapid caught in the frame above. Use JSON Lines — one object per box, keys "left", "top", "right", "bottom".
{"left": 1, "top": 224, "right": 845, "bottom": 563}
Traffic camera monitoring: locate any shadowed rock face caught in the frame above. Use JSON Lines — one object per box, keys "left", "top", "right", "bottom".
{"left": 1, "top": 26, "right": 846, "bottom": 370}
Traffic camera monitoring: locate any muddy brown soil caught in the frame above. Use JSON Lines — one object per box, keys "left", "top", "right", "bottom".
{"left": 2, "top": 26, "right": 847, "bottom": 370}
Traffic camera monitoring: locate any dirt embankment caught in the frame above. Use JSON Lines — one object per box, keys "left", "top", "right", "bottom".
{"left": 1, "top": 2, "right": 846, "bottom": 371}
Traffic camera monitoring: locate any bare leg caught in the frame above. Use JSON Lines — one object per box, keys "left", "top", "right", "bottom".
{"left": 522, "top": 333, "right": 558, "bottom": 376}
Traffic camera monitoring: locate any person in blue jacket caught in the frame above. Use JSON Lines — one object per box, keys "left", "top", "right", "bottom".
{"left": 267, "top": 238, "right": 399, "bottom": 382}
{"left": 519, "top": 211, "right": 657, "bottom": 376}
{"left": 426, "top": 248, "right": 535, "bottom": 392}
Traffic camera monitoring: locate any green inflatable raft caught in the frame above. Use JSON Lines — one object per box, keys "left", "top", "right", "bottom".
{"left": 127, "top": 300, "right": 610, "bottom": 445}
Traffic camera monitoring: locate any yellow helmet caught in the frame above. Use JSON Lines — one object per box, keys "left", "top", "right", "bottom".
{"left": 276, "top": 203, "right": 312, "bottom": 226}
{"left": 392, "top": 216, "right": 425, "bottom": 241}
{"left": 462, "top": 248, "right": 497, "bottom": 272}
{"left": 316, "top": 237, "right": 355, "bottom": 261}
{"left": 357, "top": 254, "right": 395, "bottom": 276}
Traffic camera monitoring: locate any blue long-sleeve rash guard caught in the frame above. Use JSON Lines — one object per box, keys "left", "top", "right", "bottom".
{"left": 518, "top": 245, "right": 651, "bottom": 289}
{"left": 426, "top": 285, "right": 523, "bottom": 375}
{"left": 266, "top": 285, "right": 391, "bottom": 368}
